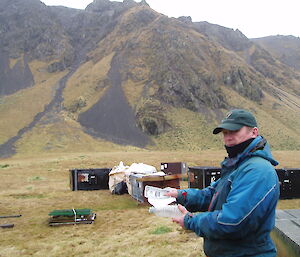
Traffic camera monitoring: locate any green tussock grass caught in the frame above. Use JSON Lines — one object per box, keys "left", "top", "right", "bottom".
{"left": 150, "top": 226, "right": 173, "bottom": 235}
{"left": 9, "top": 193, "right": 46, "bottom": 199}
{"left": 27, "top": 176, "right": 45, "bottom": 181}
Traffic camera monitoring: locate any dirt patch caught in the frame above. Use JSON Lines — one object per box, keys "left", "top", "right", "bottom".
{"left": 78, "top": 54, "right": 150, "bottom": 147}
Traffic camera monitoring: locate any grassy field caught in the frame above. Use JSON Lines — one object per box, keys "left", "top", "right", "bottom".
{"left": 0, "top": 150, "right": 299, "bottom": 257}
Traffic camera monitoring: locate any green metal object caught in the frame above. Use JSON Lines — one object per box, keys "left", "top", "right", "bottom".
{"left": 48, "top": 209, "right": 96, "bottom": 226}
{"left": 48, "top": 209, "right": 92, "bottom": 217}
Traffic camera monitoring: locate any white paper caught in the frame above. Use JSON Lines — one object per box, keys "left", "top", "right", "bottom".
{"left": 144, "top": 185, "right": 176, "bottom": 208}
{"left": 147, "top": 197, "right": 176, "bottom": 208}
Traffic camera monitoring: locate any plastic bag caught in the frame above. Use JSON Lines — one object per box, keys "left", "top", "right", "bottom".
{"left": 112, "top": 181, "right": 128, "bottom": 195}
{"left": 109, "top": 161, "right": 129, "bottom": 193}
{"left": 127, "top": 163, "right": 157, "bottom": 174}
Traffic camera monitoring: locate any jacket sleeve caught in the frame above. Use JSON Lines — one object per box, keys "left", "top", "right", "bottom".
{"left": 184, "top": 159, "right": 279, "bottom": 239}
{"left": 177, "top": 183, "right": 216, "bottom": 212}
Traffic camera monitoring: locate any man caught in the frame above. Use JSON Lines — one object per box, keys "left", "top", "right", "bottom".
{"left": 168, "top": 109, "right": 280, "bottom": 257}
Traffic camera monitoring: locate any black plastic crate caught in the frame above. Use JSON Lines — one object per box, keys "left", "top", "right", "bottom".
{"left": 160, "top": 162, "right": 187, "bottom": 175}
{"left": 188, "top": 166, "right": 221, "bottom": 189}
{"left": 276, "top": 168, "right": 300, "bottom": 199}
{"left": 276, "top": 169, "right": 290, "bottom": 199}
{"left": 285, "top": 168, "right": 300, "bottom": 198}
{"left": 70, "top": 168, "right": 111, "bottom": 191}
{"left": 188, "top": 167, "right": 300, "bottom": 199}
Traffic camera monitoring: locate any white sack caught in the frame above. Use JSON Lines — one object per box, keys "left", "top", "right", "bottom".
{"left": 109, "top": 161, "right": 129, "bottom": 193}
{"left": 127, "top": 163, "right": 157, "bottom": 174}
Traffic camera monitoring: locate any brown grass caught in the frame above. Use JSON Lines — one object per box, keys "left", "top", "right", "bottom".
{"left": 0, "top": 60, "right": 66, "bottom": 144}
{"left": 0, "top": 150, "right": 299, "bottom": 257}
{"left": 62, "top": 52, "right": 114, "bottom": 118}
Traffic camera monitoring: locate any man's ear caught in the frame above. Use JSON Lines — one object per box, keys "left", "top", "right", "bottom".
{"left": 252, "top": 127, "right": 259, "bottom": 137}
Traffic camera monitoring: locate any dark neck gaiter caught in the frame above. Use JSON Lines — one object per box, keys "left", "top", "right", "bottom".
{"left": 225, "top": 138, "right": 255, "bottom": 158}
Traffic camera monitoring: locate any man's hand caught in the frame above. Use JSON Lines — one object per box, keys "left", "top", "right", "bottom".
{"left": 172, "top": 204, "right": 189, "bottom": 228}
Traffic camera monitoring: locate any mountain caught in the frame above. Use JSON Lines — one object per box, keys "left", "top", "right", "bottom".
{"left": 252, "top": 35, "right": 300, "bottom": 71}
{"left": 0, "top": 0, "right": 299, "bottom": 157}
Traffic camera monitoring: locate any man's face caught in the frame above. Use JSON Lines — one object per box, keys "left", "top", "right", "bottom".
{"left": 222, "top": 126, "right": 258, "bottom": 147}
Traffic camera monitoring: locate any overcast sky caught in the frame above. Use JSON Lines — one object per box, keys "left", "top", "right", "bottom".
{"left": 41, "top": 0, "right": 300, "bottom": 39}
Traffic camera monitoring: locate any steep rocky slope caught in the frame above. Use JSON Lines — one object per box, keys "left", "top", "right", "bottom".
{"left": 252, "top": 35, "right": 300, "bottom": 71}
{"left": 0, "top": 0, "right": 299, "bottom": 157}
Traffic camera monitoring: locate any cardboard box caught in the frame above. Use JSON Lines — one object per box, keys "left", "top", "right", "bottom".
{"left": 129, "top": 174, "right": 181, "bottom": 204}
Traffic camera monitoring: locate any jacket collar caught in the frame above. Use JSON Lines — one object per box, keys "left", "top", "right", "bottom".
{"left": 221, "top": 136, "right": 267, "bottom": 170}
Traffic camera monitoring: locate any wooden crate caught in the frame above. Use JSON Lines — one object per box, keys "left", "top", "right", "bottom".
{"left": 129, "top": 174, "right": 181, "bottom": 204}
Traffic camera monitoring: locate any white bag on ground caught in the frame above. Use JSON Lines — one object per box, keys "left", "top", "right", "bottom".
{"left": 109, "top": 162, "right": 161, "bottom": 195}
{"left": 109, "top": 161, "right": 129, "bottom": 194}
{"left": 127, "top": 163, "right": 157, "bottom": 174}
{"left": 125, "top": 163, "right": 158, "bottom": 196}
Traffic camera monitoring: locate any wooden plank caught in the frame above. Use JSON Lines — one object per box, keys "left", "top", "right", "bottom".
{"left": 275, "top": 209, "right": 300, "bottom": 256}
{"left": 136, "top": 174, "right": 185, "bottom": 182}
{"left": 1, "top": 224, "right": 14, "bottom": 228}
{"left": 0, "top": 214, "right": 22, "bottom": 218}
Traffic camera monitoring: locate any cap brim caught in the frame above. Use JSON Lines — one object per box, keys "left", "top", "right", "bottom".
{"left": 213, "top": 123, "right": 244, "bottom": 134}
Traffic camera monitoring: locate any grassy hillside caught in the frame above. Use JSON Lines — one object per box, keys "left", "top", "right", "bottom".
{"left": 2, "top": 54, "right": 299, "bottom": 156}
{"left": 1, "top": 3, "right": 300, "bottom": 156}
{"left": 8, "top": 83, "right": 300, "bottom": 155}
{"left": 0, "top": 59, "right": 66, "bottom": 144}
{"left": 221, "top": 86, "right": 300, "bottom": 150}
{"left": 62, "top": 52, "right": 114, "bottom": 119}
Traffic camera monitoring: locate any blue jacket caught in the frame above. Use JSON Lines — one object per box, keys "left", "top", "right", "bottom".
{"left": 177, "top": 136, "right": 280, "bottom": 257}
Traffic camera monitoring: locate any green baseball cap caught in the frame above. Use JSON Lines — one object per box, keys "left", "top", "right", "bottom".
{"left": 213, "top": 109, "right": 257, "bottom": 134}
